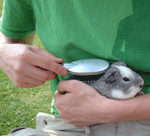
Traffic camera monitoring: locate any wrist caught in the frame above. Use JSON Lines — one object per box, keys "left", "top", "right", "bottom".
{"left": 102, "top": 99, "right": 134, "bottom": 122}
{"left": 97, "top": 94, "right": 150, "bottom": 123}
{"left": 90, "top": 95, "right": 118, "bottom": 123}
{"left": 93, "top": 95, "right": 137, "bottom": 123}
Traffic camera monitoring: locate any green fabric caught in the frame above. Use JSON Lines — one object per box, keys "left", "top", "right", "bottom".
{"left": 0, "top": 17, "right": 1, "bottom": 31}
{"left": 1, "top": 0, "right": 35, "bottom": 38}
{"left": 1, "top": 0, "right": 150, "bottom": 117}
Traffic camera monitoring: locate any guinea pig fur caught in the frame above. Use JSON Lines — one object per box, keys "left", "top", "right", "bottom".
{"left": 90, "top": 61, "right": 144, "bottom": 100}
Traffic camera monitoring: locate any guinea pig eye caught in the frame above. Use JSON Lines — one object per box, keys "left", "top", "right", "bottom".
{"left": 123, "top": 77, "right": 130, "bottom": 82}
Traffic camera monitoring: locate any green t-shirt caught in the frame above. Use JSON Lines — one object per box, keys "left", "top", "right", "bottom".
{"left": 1, "top": 0, "right": 150, "bottom": 116}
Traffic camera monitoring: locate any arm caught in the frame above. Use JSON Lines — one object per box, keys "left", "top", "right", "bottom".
{"left": 54, "top": 80, "right": 150, "bottom": 127}
{"left": 0, "top": 31, "right": 35, "bottom": 45}
{"left": 109, "top": 93, "right": 150, "bottom": 122}
{"left": 0, "top": 32, "right": 67, "bottom": 88}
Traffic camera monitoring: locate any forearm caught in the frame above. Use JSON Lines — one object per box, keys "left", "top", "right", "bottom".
{"left": 55, "top": 80, "right": 150, "bottom": 127}
{"left": 116, "top": 93, "right": 150, "bottom": 121}
{"left": 97, "top": 93, "right": 150, "bottom": 123}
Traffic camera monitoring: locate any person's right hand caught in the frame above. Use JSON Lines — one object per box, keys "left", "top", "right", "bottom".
{"left": 0, "top": 44, "right": 67, "bottom": 88}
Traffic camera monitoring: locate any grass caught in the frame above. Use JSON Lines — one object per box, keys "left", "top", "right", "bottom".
{"left": 0, "top": 0, "right": 3, "bottom": 16}
{"left": 0, "top": 1, "right": 54, "bottom": 135}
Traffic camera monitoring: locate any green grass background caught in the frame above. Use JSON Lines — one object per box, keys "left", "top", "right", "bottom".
{"left": 0, "top": 1, "right": 54, "bottom": 135}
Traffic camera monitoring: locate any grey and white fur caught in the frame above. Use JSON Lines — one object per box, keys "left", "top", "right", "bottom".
{"left": 84, "top": 61, "right": 144, "bottom": 136}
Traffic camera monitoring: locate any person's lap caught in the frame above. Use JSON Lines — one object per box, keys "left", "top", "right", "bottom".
{"left": 5, "top": 112, "right": 150, "bottom": 136}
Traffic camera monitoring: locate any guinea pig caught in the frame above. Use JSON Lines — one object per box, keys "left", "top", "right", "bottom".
{"left": 84, "top": 61, "right": 144, "bottom": 136}
{"left": 66, "top": 61, "right": 144, "bottom": 136}
{"left": 90, "top": 61, "right": 144, "bottom": 99}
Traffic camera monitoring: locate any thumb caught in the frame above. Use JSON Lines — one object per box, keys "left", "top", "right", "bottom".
{"left": 57, "top": 80, "right": 74, "bottom": 94}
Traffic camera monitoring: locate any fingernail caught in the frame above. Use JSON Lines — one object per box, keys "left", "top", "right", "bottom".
{"left": 62, "top": 70, "right": 68, "bottom": 75}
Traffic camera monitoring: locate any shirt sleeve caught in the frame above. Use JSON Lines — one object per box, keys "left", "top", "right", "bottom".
{"left": 0, "top": 17, "right": 2, "bottom": 30}
{"left": 1, "top": 0, "right": 35, "bottom": 39}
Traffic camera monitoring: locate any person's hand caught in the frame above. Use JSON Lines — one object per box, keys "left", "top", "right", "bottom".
{"left": 55, "top": 80, "right": 150, "bottom": 127}
{"left": 54, "top": 80, "right": 118, "bottom": 127}
{"left": 0, "top": 44, "right": 67, "bottom": 88}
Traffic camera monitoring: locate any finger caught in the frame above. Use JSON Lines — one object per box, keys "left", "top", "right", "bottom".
{"left": 28, "top": 66, "right": 57, "bottom": 81}
{"left": 47, "top": 71, "right": 57, "bottom": 80}
{"left": 13, "top": 82, "right": 39, "bottom": 88}
{"left": 0, "top": 58, "right": 11, "bottom": 72}
{"left": 56, "top": 80, "right": 75, "bottom": 94}
{"left": 54, "top": 90, "right": 62, "bottom": 98}
{"left": 30, "top": 66, "right": 57, "bottom": 81}
{"left": 54, "top": 90, "right": 65, "bottom": 100}
{"left": 54, "top": 90, "right": 72, "bottom": 108}
{"left": 2, "top": 68, "right": 39, "bottom": 88}
{"left": 26, "top": 50, "right": 67, "bottom": 76}
{"left": 13, "top": 62, "right": 56, "bottom": 82}
{"left": 30, "top": 46, "right": 64, "bottom": 63}
{"left": 57, "top": 80, "right": 90, "bottom": 94}
{"left": 12, "top": 72, "right": 45, "bottom": 85}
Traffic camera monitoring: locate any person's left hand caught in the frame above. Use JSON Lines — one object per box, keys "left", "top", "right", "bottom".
{"left": 54, "top": 80, "right": 117, "bottom": 127}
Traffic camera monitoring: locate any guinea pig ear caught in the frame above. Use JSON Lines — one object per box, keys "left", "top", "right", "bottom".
{"left": 104, "top": 69, "right": 120, "bottom": 84}
{"left": 111, "top": 61, "right": 127, "bottom": 67}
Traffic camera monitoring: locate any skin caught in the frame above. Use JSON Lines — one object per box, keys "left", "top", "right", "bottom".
{"left": 1, "top": 32, "right": 150, "bottom": 128}
{"left": 0, "top": 32, "right": 68, "bottom": 88}
{"left": 54, "top": 80, "right": 150, "bottom": 127}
